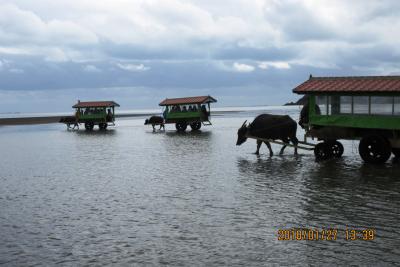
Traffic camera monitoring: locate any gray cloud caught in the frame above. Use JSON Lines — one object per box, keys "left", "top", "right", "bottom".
{"left": 0, "top": 0, "right": 400, "bottom": 112}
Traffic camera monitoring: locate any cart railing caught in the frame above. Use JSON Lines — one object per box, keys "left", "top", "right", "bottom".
{"left": 246, "top": 134, "right": 316, "bottom": 151}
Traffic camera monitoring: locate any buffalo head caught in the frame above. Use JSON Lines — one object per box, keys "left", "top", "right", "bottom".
{"left": 236, "top": 120, "right": 248, "bottom": 145}
{"left": 144, "top": 119, "right": 149, "bottom": 125}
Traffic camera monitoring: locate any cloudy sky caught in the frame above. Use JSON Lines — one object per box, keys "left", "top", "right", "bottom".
{"left": 0, "top": 0, "right": 399, "bottom": 112}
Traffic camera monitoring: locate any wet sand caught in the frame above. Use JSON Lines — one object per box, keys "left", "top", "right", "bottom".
{"left": 0, "top": 114, "right": 155, "bottom": 126}
{"left": 0, "top": 116, "right": 62, "bottom": 126}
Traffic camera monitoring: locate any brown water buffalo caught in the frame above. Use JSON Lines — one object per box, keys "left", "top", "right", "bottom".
{"left": 236, "top": 114, "right": 298, "bottom": 156}
{"left": 145, "top": 116, "right": 165, "bottom": 131}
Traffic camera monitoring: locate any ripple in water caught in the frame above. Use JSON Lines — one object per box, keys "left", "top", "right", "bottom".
{"left": 0, "top": 108, "right": 399, "bottom": 266}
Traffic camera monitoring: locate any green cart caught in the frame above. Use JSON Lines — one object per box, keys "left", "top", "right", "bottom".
{"left": 60, "top": 100, "right": 120, "bottom": 130}
{"left": 159, "top": 95, "right": 217, "bottom": 131}
{"left": 294, "top": 75, "right": 400, "bottom": 163}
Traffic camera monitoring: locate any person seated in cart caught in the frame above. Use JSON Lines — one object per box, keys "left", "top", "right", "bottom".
{"left": 293, "top": 75, "right": 400, "bottom": 163}
{"left": 60, "top": 100, "right": 120, "bottom": 131}
{"left": 158, "top": 95, "right": 217, "bottom": 132}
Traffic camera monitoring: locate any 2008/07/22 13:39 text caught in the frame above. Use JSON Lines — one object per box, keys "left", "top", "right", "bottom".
{"left": 277, "top": 228, "right": 375, "bottom": 241}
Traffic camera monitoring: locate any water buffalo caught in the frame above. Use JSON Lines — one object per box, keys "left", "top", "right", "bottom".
{"left": 236, "top": 114, "right": 298, "bottom": 156}
{"left": 59, "top": 116, "right": 79, "bottom": 130}
{"left": 145, "top": 116, "right": 165, "bottom": 131}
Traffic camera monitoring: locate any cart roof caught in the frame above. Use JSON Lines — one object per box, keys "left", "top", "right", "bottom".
{"left": 293, "top": 75, "right": 400, "bottom": 94}
{"left": 159, "top": 95, "right": 217, "bottom": 106}
{"left": 72, "top": 101, "right": 120, "bottom": 108}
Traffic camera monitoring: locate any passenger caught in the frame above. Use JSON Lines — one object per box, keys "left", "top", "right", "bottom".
{"left": 176, "top": 105, "right": 181, "bottom": 112}
{"left": 84, "top": 108, "right": 89, "bottom": 115}
{"left": 201, "top": 105, "right": 207, "bottom": 114}
{"left": 107, "top": 109, "right": 112, "bottom": 119}
{"left": 193, "top": 105, "right": 197, "bottom": 111}
{"left": 182, "top": 106, "right": 187, "bottom": 112}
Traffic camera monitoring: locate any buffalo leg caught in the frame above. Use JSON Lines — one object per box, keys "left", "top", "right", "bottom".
{"left": 290, "top": 136, "right": 299, "bottom": 155}
{"left": 264, "top": 141, "right": 273, "bottom": 156}
{"left": 279, "top": 145, "right": 287, "bottom": 155}
{"left": 152, "top": 124, "right": 156, "bottom": 132}
{"left": 279, "top": 138, "right": 289, "bottom": 155}
{"left": 255, "top": 140, "right": 262, "bottom": 155}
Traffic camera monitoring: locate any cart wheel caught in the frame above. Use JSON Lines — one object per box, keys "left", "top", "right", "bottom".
{"left": 84, "top": 122, "right": 94, "bottom": 131}
{"left": 359, "top": 135, "right": 391, "bottom": 164}
{"left": 327, "top": 140, "right": 344, "bottom": 158}
{"left": 190, "top": 122, "right": 201, "bottom": 131}
{"left": 99, "top": 123, "right": 108, "bottom": 130}
{"left": 392, "top": 148, "right": 400, "bottom": 158}
{"left": 314, "top": 142, "right": 331, "bottom": 161}
{"left": 175, "top": 122, "right": 187, "bottom": 132}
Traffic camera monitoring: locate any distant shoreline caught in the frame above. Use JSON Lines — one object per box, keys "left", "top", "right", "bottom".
{"left": 0, "top": 113, "right": 159, "bottom": 126}
{"left": 0, "top": 116, "right": 62, "bottom": 126}
{"left": 0, "top": 107, "right": 298, "bottom": 126}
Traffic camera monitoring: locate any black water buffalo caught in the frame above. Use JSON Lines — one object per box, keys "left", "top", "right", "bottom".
{"left": 236, "top": 114, "right": 298, "bottom": 156}
{"left": 59, "top": 116, "right": 79, "bottom": 130}
{"left": 145, "top": 116, "right": 165, "bottom": 131}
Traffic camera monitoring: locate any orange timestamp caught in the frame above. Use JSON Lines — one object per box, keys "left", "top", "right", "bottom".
{"left": 277, "top": 228, "right": 375, "bottom": 241}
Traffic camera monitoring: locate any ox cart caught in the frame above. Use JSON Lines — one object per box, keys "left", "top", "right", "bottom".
{"left": 157, "top": 95, "right": 217, "bottom": 131}
{"left": 290, "top": 75, "right": 400, "bottom": 164}
{"left": 59, "top": 100, "right": 120, "bottom": 130}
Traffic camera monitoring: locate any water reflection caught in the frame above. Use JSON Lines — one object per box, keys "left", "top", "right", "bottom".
{"left": 164, "top": 130, "right": 212, "bottom": 138}
{"left": 161, "top": 130, "right": 214, "bottom": 161}
{"left": 75, "top": 129, "right": 118, "bottom": 136}
{"left": 300, "top": 158, "right": 400, "bottom": 265}
{"left": 1, "top": 112, "right": 400, "bottom": 266}
{"left": 236, "top": 155, "right": 303, "bottom": 177}
{"left": 236, "top": 154, "right": 400, "bottom": 265}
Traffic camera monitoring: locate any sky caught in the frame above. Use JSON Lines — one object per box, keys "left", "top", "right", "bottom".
{"left": 0, "top": 0, "right": 400, "bottom": 112}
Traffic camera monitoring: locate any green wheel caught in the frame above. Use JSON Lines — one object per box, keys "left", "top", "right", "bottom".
{"left": 359, "top": 135, "right": 391, "bottom": 164}
{"left": 190, "top": 122, "right": 201, "bottom": 131}
{"left": 84, "top": 121, "right": 94, "bottom": 131}
{"left": 99, "top": 123, "right": 108, "bottom": 130}
{"left": 314, "top": 142, "right": 331, "bottom": 161}
{"left": 175, "top": 122, "right": 187, "bottom": 132}
{"left": 327, "top": 140, "right": 344, "bottom": 158}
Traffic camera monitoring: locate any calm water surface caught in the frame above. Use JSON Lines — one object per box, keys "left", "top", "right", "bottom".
{"left": 1, "top": 107, "right": 400, "bottom": 266}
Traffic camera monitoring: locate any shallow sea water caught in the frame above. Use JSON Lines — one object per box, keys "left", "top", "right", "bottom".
{"left": 0, "top": 107, "right": 400, "bottom": 266}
